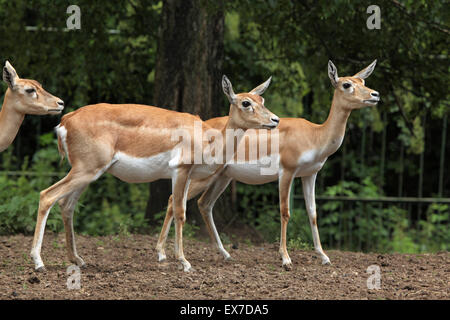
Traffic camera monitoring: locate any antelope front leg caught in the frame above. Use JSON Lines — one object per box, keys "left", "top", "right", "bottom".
{"left": 301, "top": 174, "right": 331, "bottom": 265}
{"left": 31, "top": 174, "right": 73, "bottom": 271}
{"left": 278, "top": 170, "right": 296, "bottom": 270}
{"left": 31, "top": 168, "right": 102, "bottom": 271}
{"left": 172, "top": 167, "right": 193, "bottom": 272}
{"left": 156, "top": 177, "right": 209, "bottom": 262}
{"left": 58, "top": 188, "right": 86, "bottom": 268}
{"left": 197, "top": 174, "right": 233, "bottom": 261}
{"left": 30, "top": 196, "right": 55, "bottom": 271}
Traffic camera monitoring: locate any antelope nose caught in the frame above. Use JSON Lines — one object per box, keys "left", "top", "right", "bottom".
{"left": 371, "top": 91, "right": 379, "bottom": 98}
{"left": 57, "top": 100, "right": 64, "bottom": 107}
{"left": 271, "top": 116, "right": 280, "bottom": 124}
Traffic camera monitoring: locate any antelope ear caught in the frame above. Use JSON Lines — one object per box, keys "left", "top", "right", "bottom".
{"left": 3, "top": 61, "right": 19, "bottom": 89}
{"left": 249, "top": 76, "right": 272, "bottom": 96}
{"left": 222, "top": 75, "right": 237, "bottom": 104}
{"left": 328, "top": 60, "right": 339, "bottom": 88}
{"left": 353, "top": 60, "right": 377, "bottom": 80}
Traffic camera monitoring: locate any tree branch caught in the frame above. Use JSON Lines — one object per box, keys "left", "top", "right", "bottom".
{"left": 390, "top": 82, "right": 416, "bottom": 137}
{"left": 389, "top": 0, "right": 450, "bottom": 35}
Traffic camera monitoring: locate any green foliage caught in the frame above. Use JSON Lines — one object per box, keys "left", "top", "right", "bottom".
{"left": 237, "top": 175, "right": 448, "bottom": 254}
{"left": 0, "top": 136, "right": 63, "bottom": 234}
{"left": 416, "top": 204, "right": 449, "bottom": 252}
{"left": 287, "top": 235, "right": 312, "bottom": 251}
{"left": 387, "top": 206, "right": 419, "bottom": 253}
{"left": 0, "top": 0, "right": 448, "bottom": 254}
{"left": 152, "top": 210, "right": 200, "bottom": 240}
{"left": 319, "top": 178, "right": 448, "bottom": 253}
{"left": 0, "top": 139, "right": 150, "bottom": 236}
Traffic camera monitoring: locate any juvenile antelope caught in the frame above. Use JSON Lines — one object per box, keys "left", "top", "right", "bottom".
{"left": 157, "top": 60, "right": 380, "bottom": 269}
{"left": 30, "top": 75, "right": 279, "bottom": 272}
{"left": 1, "top": 61, "right": 64, "bottom": 152}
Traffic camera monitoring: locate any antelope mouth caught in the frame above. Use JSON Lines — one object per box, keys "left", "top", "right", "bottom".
{"left": 364, "top": 99, "right": 379, "bottom": 105}
{"left": 262, "top": 124, "right": 278, "bottom": 129}
{"left": 48, "top": 108, "right": 63, "bottom": 114}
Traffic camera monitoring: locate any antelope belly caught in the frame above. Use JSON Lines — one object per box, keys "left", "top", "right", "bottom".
{"left": 107, "top": 151, "right": 176, "bottom": 183}
{"left": 226, "top": 159, "right": 279, "bottom": 185}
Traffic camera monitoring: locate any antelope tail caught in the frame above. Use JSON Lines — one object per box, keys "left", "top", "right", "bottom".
{"left": 55, "top": 124, "right": 67, "bottom": 166}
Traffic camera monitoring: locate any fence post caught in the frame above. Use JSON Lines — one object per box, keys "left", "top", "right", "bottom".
{"left": 398, "top": 142, "right": 404, "bottom": 197}
{"left": 438, "top": 114, "right": 447, "bottom": 197}
{"left": 361, "top": 120, "right": 367, "bottom": 177}
{"left": 377, "top": 111, "right": 387, "bottom": 250}
{"left": 380, "top": 112, "right": 387, "bottom": 186}
{"left": 418, "top": 112, "right": 426, "bottom": 220}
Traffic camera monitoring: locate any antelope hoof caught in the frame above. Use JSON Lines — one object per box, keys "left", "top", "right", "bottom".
{"left": 185, "top": 266, "right": 196, "bottom": 273}
{"left": 321, "top": 257, "right": 331, "bottom": 265}
{"left": 178, "top": 261, "right": 194, "bottom": 272}
{"left": 283, "top": 262, "right": 293, "bottom": 271}
{"left": 71, "top": 256, "right": 86, "bottom": 268}
{"left": 179, "top": 265, "right": 195, "bottom": 272}
{"left": 281, "top": 255, "right": 292, "bottom": 271}
{"left": 35, "top": 266, "right": 46, "bottom": 273}
{"left": 77, "top": 258, "right": 86, "bottom": 268}
{"left": 158, "top": 252, "right": 167, "bottom": 262}
{"left": 222, "top": 251, "right": 232, "bottom": 261}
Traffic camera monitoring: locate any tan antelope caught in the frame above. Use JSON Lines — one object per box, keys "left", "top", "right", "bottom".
{"left": 30, "top": 75, "right": 279, "bottom": 272}
{"left": 1, "top": 61, "right": 64, "bottom": 152}
{"left": 156, "top": 60, "right": 380, "bottom": 269}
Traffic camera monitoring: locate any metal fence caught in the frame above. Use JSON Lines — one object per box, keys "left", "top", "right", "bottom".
{"left": 292, "top": 194, "right": 450, "bottom": 252}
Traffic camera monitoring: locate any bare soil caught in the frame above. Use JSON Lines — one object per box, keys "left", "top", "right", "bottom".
{"left": 0, "top": 234, "right": 448, "bottom": 300}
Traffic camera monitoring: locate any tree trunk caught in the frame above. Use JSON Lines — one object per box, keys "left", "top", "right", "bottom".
{"left": 145, "top": 0, "right": 226, "bottom": 228}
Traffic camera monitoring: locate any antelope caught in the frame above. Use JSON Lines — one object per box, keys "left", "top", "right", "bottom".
{"left": 1, "top": 61, "right": 64, "bottom": 152}
{"left": 30, "top": 75, "right": 279, "bottom": 272}
{"left": 156, "top": 60, "right": 380, "bottom": 270}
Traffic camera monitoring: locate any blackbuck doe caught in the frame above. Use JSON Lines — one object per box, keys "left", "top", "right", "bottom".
{"left": 1, "top": 61, "right": 64, "bottom": 152}
{"left": 30, "top": 75, "right": 279, "bottom": 272}
{"left": 156, "top": 60, "right": 380, "bottom": 270}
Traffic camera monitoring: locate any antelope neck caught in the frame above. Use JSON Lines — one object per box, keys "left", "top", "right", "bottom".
{"left": 0, "top": 91, "right": 25, "bottom": 152}
{"left": 317, "top": 92, "right": 352, "bottom": 158}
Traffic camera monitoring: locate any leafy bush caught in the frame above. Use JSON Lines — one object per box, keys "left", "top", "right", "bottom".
{"left": 0, "top": 134, "right": 149, "bottom": 236}
{"left": 236, "top": 175, "right": 448, "bottom": 254}
{"left": 416, "top": 204, "right": 449, "bottom": 252}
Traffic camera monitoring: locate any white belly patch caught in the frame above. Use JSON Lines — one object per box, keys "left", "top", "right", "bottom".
{"left": 226, "top": 155, "right": 280, "bottom": 185}
{"left": 107, "top": 150, "right": 179, "bottom": 183}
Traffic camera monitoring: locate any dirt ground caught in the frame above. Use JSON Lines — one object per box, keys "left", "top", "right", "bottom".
{"left": 0, "top": 233, "right": 448, "bottom": 300}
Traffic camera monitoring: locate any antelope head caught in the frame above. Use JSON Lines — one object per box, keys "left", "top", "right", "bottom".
{"left": 3, "top": 61, "right": 64, "bottom": 115}
{"left": 222, "top": 75, "right": 279, "bottom": 130}
{"left": 328, "top": 60, "right": 380, "bottom": 110}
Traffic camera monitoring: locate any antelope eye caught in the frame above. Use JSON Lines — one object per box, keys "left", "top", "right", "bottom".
{"left": 343, "top": 83, "right": 351, "bottom": 89}
{"left": 25, "top": 88, "right": 36, "bottom": 94}
{"left": 242, "top": 101, "right": 251, "bottom": 108}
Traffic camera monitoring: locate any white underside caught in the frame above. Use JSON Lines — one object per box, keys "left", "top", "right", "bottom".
{"left": 106, "top": 150, "right": 224, "bottom": 183}
{"left": 106, "top": 149, "right": 327, "bottom": 185}
{"left": 226, "top": 162, "right": 279, "bottom": 184}
{"left": 226, "top": 150, "right": 327, "bottom": 184}
{"left": 107, "top": 150, "right": 180, "bottom": 183}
